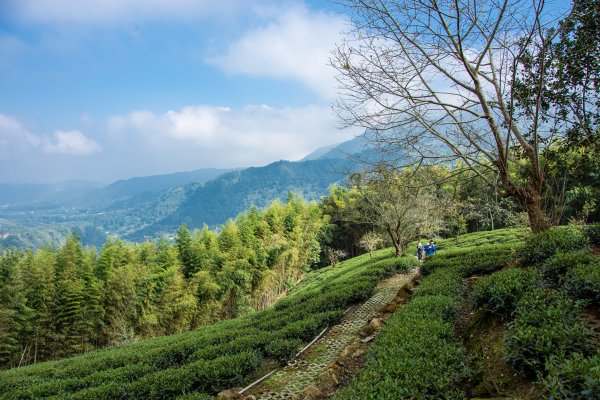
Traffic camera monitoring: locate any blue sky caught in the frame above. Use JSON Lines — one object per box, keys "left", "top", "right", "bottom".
{"left": 0, "top": 0, "right": 360, "bottom": 183}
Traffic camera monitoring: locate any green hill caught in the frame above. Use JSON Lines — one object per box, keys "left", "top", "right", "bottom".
{"left": 128, "top": 158, "right": 358, "bottom": 240}
{"left": 0, "top": 249, "right": 417, "bottom": 399}
{"left": 1, "top": 226, "right": 598, "bottom": 399}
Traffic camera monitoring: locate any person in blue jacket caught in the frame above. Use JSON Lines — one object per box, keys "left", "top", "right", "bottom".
{"left": 417, "top": 241, "right": 424, "bottom": 260}
{"left": 425, "top": 240, "right": 437, "bottom": 256}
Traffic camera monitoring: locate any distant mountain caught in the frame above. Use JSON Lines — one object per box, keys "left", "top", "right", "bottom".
{"left": 89, "top": 168, "right": 233, "bottom": 206}
{"left": 0, "top": 168, "right": 233, "bottom": 249}
{"left": 0, "top": 136, "right": 375, "bottom": 248}
{"left": 128, "top": 158, "right": 359, "bottom": 240}
{"left": 301, "top": 143, "right": 338, "bottom": 161}
{"left": 0, "top": 180, "right": 104, "bottom": 206}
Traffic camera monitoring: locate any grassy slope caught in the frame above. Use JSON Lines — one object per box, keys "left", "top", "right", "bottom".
{"left": 0, "top": 248, "right": 418, "bottom": 400}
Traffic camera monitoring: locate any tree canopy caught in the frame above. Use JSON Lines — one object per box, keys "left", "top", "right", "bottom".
{"left": 331, "top": 0, "right": 599, "bottom": 232}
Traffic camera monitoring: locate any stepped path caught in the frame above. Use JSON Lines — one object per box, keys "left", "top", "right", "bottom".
{"left": 240, "top": 269, "right": 419, "bottom": 400}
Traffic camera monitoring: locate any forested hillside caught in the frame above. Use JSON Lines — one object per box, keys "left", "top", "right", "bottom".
{"left": 130, "top": 158, "right": 357, "bottom": 240}
{"left": 0, "top": 196, "right": 326, "bottom": 369}
{"left": 0, "top": 243, "right": 417, "bottom": 399}
{"left": 0, "top": 144, "right": 361, "bottom": 249}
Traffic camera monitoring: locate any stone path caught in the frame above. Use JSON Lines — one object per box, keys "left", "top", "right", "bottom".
{"left": 248, "top": 269, "right": 419, "bottom": 400}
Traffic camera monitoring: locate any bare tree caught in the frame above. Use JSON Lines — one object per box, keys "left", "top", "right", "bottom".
{"left": 331, "top": 0, "right": 575, "bottom": 232}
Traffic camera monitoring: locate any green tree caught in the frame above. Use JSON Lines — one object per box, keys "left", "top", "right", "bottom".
{"left": 176, "top": 224, "right": 199, "bottom": 279}
{"left": 331, "top": 0, "right": 587, "bottom": 233}
{"left": 0, "top": 250, "right": 33, "bottom": 368}
{"left": 350, "top": 167, "right": 446, "bottom": 257}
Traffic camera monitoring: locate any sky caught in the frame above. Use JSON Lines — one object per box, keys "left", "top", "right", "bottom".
{"left": 0, "top": 0, "right": 361, "bottom": 184}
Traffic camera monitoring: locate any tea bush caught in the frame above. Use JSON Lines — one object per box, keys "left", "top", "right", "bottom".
{"left": 470, "top": 268, "right": 544, "bottom": 315}
{"left": 433, "top": 227, "right": 528, "bottom": 251}
{"left": 422, "top": 242, "right": 519, "bottom": 278}
{"left": 414, "top": 268, "right": 464, "bottom": 300}
{"left": 541, "top": 250, "right": 597, "bottom": 285}
{"left": 518, "top": 226, "right": 587, "bottom": 265}
{"left": 584, "top": 223, "right": 600, "bottom": 245}
{"left": 503, "top": 290, "right": 596, "bottom": 375}
{"left": 542, "top": 352, "right": 600, "bottom": 399}
{"left": 562, "top": 262, "right": 600, "bottom": 303}
{"left": 333, "top": 267, "right": 470, "bottom": 399}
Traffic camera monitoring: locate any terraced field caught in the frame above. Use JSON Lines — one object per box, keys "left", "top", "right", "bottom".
{"left": 0, "top": 248, "right": 418, "bottom": 400}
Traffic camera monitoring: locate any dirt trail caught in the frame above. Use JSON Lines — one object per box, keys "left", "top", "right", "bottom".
{"left": 239, "top": 269, "right": 419, "bottom": 400}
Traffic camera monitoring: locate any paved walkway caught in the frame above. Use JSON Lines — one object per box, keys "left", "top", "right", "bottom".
{"left": 248, "top": 269, "right": 419, "bottom": 400}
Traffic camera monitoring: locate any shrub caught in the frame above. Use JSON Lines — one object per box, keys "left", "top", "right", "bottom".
{"left": 264, "top": 338, "right": 303, "bottom": 363}
{"left": 542, "top": 352, "right": 600, "bottom": 400}
{"left": 414, "top": 269, "right": 464, "bottom": 300}
{"left": 175, "top": 394, "right": 213, "bottom": 400}
{"left": 563, "top": 262, "right": 600, "bottom": 303}
{"left": 584, "top": 223, "right": 600, "bottom": 245}
{"left": 422, "top": 242, "right": 518, "bottom": 278}
{"left": 470, "top": 268, "right": 544, "bottom": 314}
{"left": 541, "top": 250, "right": 597, "bottom": 285}
{"left": 518, "top": 226, "right": 588, "bottom": 265}
{"left": 334, "top": 296, "right": 470, "bottom": 400}
{"left": 503, "top": 290, "right": 596, "bottom": 375}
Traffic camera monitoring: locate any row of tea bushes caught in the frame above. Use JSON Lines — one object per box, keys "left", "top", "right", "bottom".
{"left": 470, "top": 225, "right": 600, "bottom": 399}
{"left": 333, "top": 267, "right": 470, "bottom": 399}
{"left": 421, "top": 241, "right": 520, "bottom": 278}
{"left": 0, "top": 249, "right": 418, "bottom": 400}
{"left": 434, "top": 227, "right": 528, "bottom": 251}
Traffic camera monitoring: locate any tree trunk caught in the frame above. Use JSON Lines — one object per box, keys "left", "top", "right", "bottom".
{"left": 392, "top": 240, "right": 401, "bottom": 257}
{"left": 522, "top": 189, "right": 551, "bottom": 233}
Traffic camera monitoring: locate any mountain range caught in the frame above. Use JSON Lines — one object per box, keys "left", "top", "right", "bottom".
{"left": 0, "top": 136, "right": 369, "bottom": 249}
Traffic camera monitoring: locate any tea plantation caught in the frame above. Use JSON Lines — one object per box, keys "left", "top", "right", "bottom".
{"left": 336, "top": 225, "right": 600, "bottom": 399}
{"left": 0, "top": 249, "right": 417, "bottom": 399}
{"left": 2, "top": 225, "right": 599, "bottom": 399}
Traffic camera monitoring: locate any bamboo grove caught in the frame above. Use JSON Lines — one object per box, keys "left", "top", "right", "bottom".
{"left": 0, "top": 196, "right": 326, "bottom": 369}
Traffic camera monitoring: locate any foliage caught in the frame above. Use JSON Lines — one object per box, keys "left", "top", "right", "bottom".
{"left": 334, "top": 267, "right": 469, "bottom": 399}
{"left": 348, "top": 166, "right": 450, "bottom": 257}
{"left": 470, "top": 268, "right": 544, "bottom": 315}
{"left": 326, "top": 248, "right": 349, "bottom": 266}
{"left": 503, "top": 290, "right": 596, "bottom": 375}
{"left": 357, "top": 231, "right": 383, "bottom": 258}
{"left": 0, "top": 196, "right": 327, "bottom": 369}
{"left": 422, "top": 242, "right": 519, "bottom": 278}
{"left": 319, "top": 185, "right": 373, "bottom": 260}
{"left": 584, "top": 223, "right": 600, "bottom": 245}
{"left": 518, "top": 226, "right": 588, "bottom": 265}
{"left": 0, "top": 249, "right": 415, "bottom": 399}
{"left": 331, "top": 0, "right": 595, "bottom": 233}
{"left": 414, "top": 269, "right": 464, "bottom": 303}
{"left": 542, "top": 352, "right": 600, "bottom": 400}
{"left": 541, "top": 250, "right": 597, "bottom": 285}
{"left": 563, "top": 262, "right": 600, "bottom": 303}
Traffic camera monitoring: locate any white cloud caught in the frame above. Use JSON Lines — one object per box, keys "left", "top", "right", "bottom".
{"left": 209, "top": 6, "right": 346, "bottom": 99}
{"left": 106, "top": 104, "right": 359, "bottom": 167}
{"left": 42, "top": 130, "right": 101, "bottom": 155}
{"left": 0, "top": 114, "right": 41, "bottom": 157}
{"left": 5, "top": 0, "right": 260, "bottom": 24}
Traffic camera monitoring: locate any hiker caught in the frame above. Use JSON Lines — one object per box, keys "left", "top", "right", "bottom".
{"left": 416, "top": 241, "right": 424, "bottom": 260}
{"left": 425, "top": 240, "right": 437, "bottom": 257}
